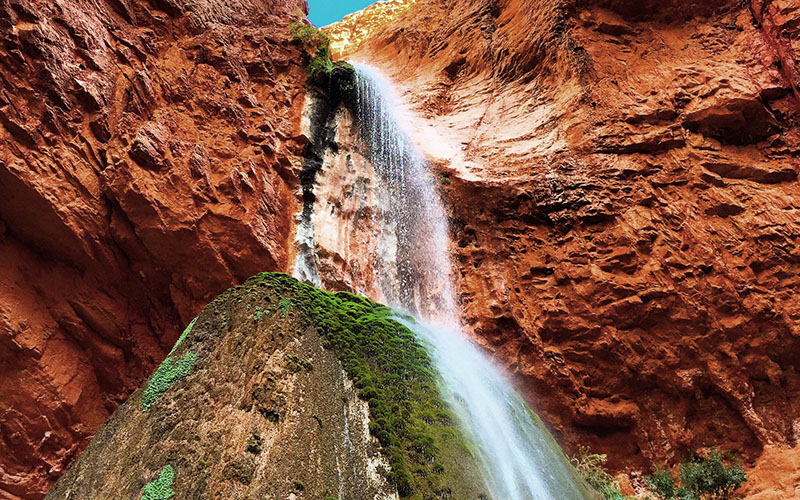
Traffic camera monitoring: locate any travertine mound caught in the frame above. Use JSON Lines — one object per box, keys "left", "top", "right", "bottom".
{"left": 44, "top": 273, "right": 486, "bottom": 500}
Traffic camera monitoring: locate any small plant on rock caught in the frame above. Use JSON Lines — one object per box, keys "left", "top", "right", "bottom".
{"left": 246, "top": 432, "right": 262, "bottom": 454}
{"left": 141, "top": 465, "right": 175, "bottom": 500}
{"left": 572, "top": 448, "right": 630, "bottom": 500}
{"left": 279, "top": 297, "right": 292, "bottom": 318}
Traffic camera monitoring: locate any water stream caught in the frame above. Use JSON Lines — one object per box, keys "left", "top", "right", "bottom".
{"left": 295, "top": 62, "right": 593, "bottom": 500}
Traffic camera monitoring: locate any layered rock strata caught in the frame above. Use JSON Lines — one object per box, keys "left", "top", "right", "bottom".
{"left": 329, "top": 0, "right": 800, "bottom": 495}
{"left": 0, "top": 1, "right": 308, "bottom": 497}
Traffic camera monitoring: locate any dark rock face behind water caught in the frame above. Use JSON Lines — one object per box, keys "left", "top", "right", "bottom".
{"left": 329, "top": 0, "right": 800, "bottom": 497}
{"left": 0, "top": 1, "right": 308, "bottom": 498}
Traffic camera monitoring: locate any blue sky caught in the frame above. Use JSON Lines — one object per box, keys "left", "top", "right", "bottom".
{"left": 308, "top": 0, "right": 379, "bottom": 27}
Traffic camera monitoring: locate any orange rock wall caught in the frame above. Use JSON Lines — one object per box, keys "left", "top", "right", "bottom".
{"left": 323, "top": 0, "right": 414, "bottom": 59}
{"left": 336, "top": 0, "right": 800, "bottom": 495}
{"left": 0, "top": 1, "right": 308, "bottom": 498}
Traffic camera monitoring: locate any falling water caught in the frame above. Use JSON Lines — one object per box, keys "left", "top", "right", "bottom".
{"left": 297, "top": 62, "right": 593, "bottom": 500}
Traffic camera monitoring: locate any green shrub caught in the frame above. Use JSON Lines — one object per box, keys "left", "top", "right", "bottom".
{"left": 572, "top": 448, "right": 630, "bottom": 500}
{"left": 647, "top": 466, "right": 677, "bottom": 499}
{"left": 646, "top": 450, "right": 746, "bottom": 500}
{"left": 289, "top": 19, "right": 330, "bottom": 58}
{"left": 141, "top": 465, "right": 175, "bottom": 500}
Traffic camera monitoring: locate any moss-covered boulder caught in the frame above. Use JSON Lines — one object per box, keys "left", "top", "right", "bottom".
{"left": 45, "top": 273, "right": 487, "bottom": 500}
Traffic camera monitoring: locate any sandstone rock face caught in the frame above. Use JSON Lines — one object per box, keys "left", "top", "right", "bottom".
{"left": 333, "top": 0, "right": 800, "bottom": 495}
{"left": 323, "top": 0, "right": 414, "bottom": 59}
{"left": 0, "top": 1, "right": 308, "bottom": 498}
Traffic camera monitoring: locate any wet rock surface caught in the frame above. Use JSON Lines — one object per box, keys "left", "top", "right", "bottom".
{"left": 330, "top": 0, "right": 800, "bottom": 495}
{"left": 0, "top": 0, "right": 308, "bottom": 497}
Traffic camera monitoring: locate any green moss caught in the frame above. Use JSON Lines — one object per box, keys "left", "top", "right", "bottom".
{"left": 142, "top": 351, "right": 199, "bottom": 411}
{"left": 231, "top": 272, "right": 476, "bottom": 498}
{"left": 170, "top": 317, "right": 197, "bottom": 355}
{"left": 141, "top": 465, "right": 175, "bottom": 500}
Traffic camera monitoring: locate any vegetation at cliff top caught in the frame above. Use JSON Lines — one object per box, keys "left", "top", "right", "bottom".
{"left": 141, "top": 465, "right": 175, "bottom": 500}
{"left": 290, "top": 13, "right": 334, "bottom": 87}
{"left": 230, "top": 272, "right": 479, "bottom": 498}
{"left": 646, "top": 450, "right": 746, "bottom": 500}
{"left": 289, "top": 12, "right": 357, "bottom": 102}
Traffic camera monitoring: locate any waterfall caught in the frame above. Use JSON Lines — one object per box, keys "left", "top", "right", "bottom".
{"left": 351, "top": 63, "right": 458, "bottom": 323}
{"left": 295, "top": 62, "right": 593, "bottom": 500}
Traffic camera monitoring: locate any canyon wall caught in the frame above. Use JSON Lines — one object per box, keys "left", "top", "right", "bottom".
{"left": 324, "top": 0, "right": 415, "bottom": 59}
{"left": 0, "top": 1, "right": 308, "bottom": 498}
{"left": 332, "top": 0, "right": 800, "bottom": 496}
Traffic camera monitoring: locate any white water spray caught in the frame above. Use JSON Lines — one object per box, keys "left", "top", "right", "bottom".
{"left": 296, "top": 62, "right": 593, "bottom": 500}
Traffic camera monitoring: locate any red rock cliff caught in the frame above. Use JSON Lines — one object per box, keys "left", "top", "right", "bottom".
{"left": 333, "top": 0, "right": 800, "bottom": 496}
{"left": 0, "top": 1, "right": 308, "bottom": 498}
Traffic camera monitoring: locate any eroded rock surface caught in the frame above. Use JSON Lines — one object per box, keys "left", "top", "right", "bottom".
{"left": 324, "top": 0, "right": 415, "bottom": 59}
{"left": 0, "top": 1, "right": 308, "bottom": 497}
{"left": 330, "top": 0, "right": 800, "bottom": 495}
